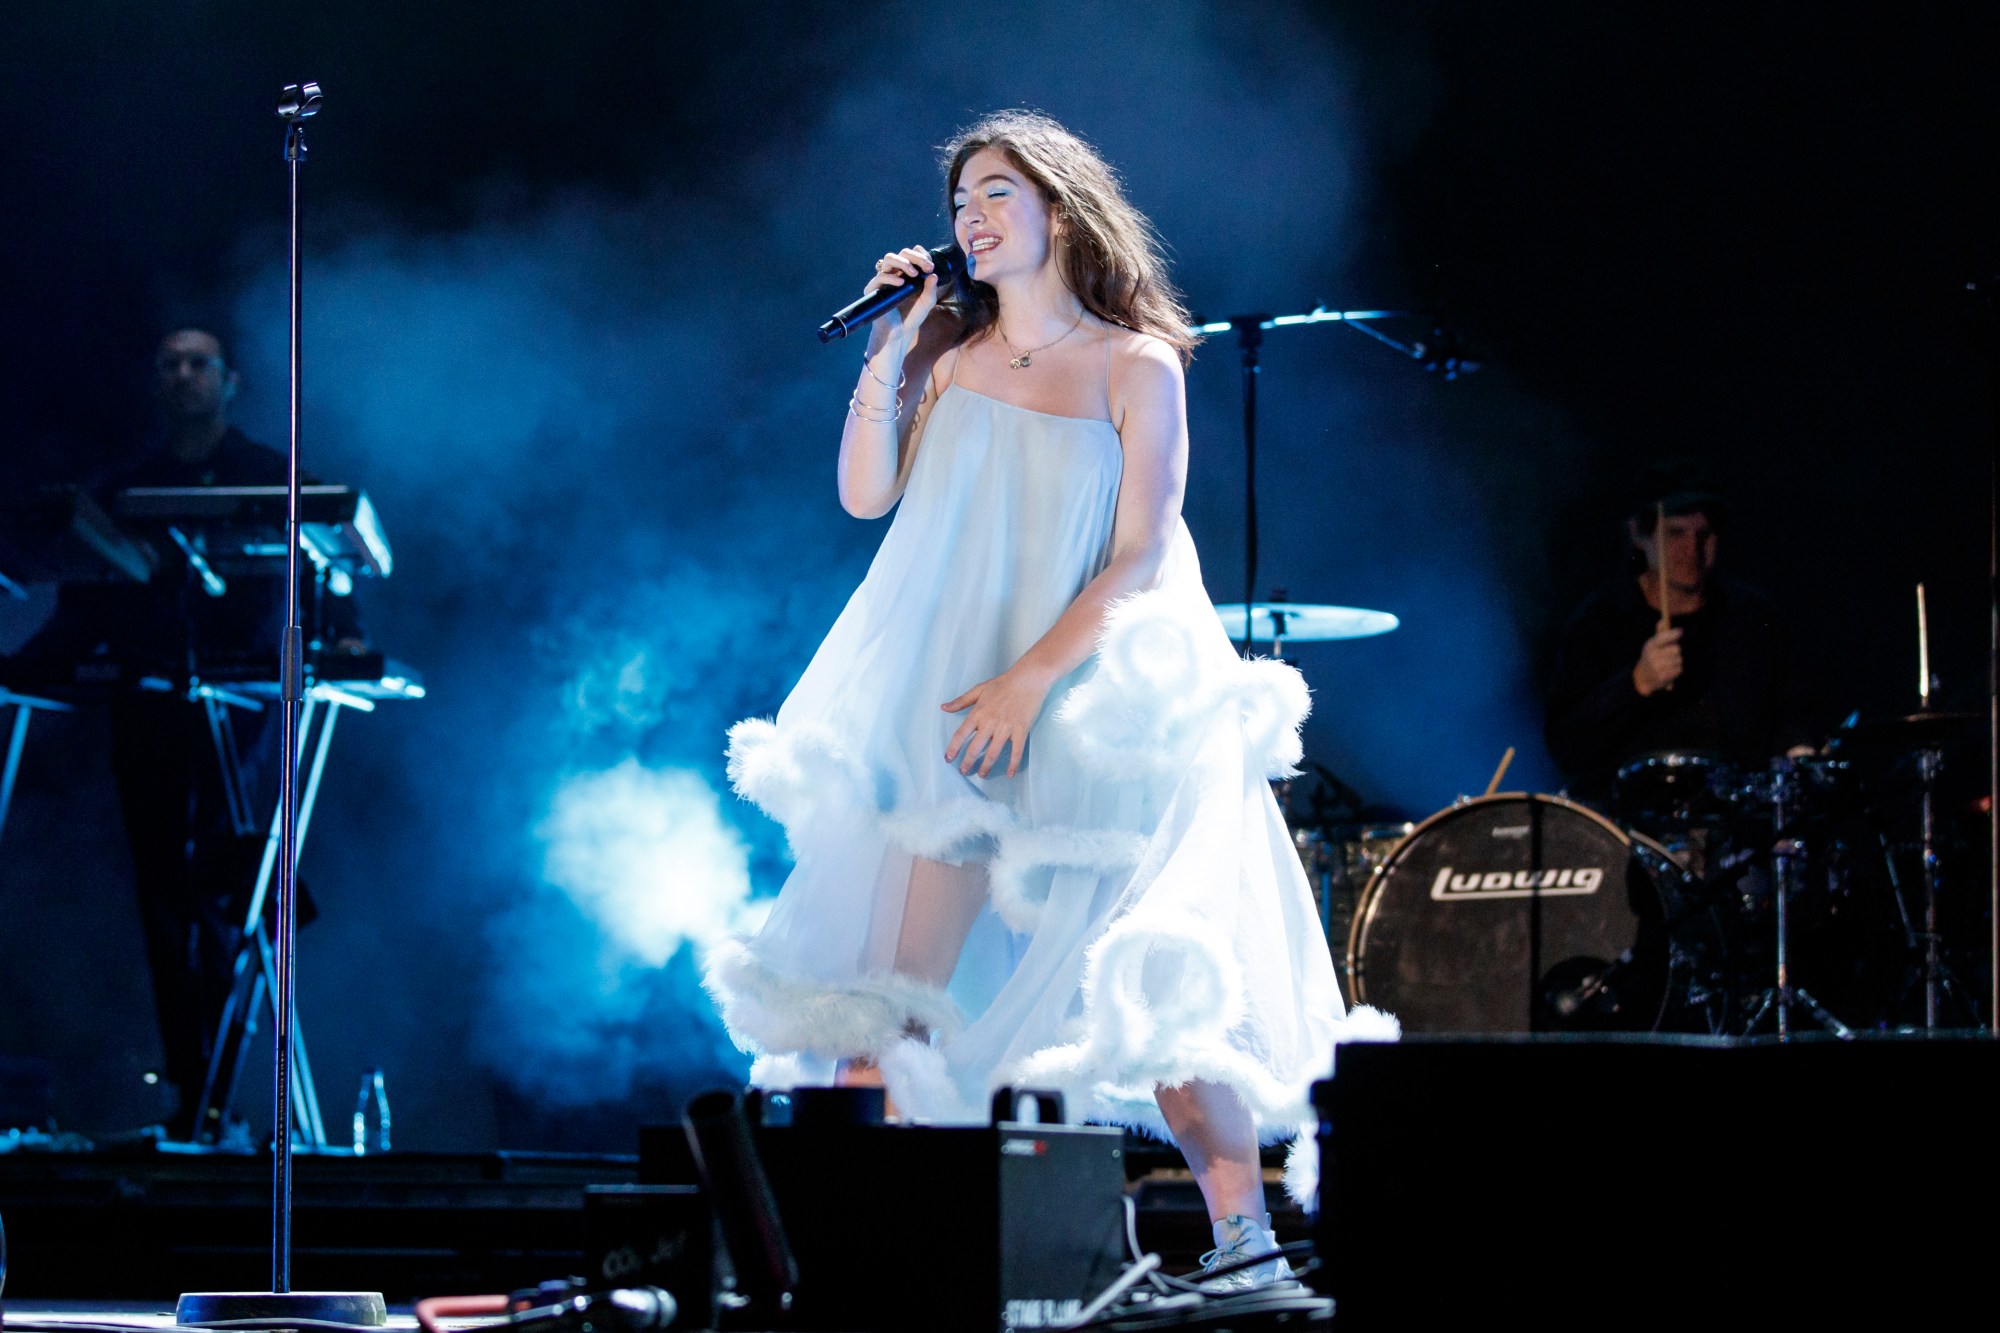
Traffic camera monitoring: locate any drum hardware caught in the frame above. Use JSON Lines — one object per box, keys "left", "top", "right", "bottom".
{"left": 1299, "top": 820, "right": 1414, "bottom": 995}
{"left": 1295, "top": 760, "right": 1374, "bottom": 822}
{"left": 1186, "top": 305, "right": 1457, "bottom": 658}
{"left": 1540, "top": 953, "right": 1624, "bottom": 1025}
{"left": 1917, "top": 746, "right": 1959, "bottom": 1027}
{"left": 1876, "top": 827, "right": 1923, "bottom": 952}
{"left": 1455, "top": 729, "right": 1986, "bottom": 1034}
{"left": 1552, "top": 849, "right": 1761, "bottom": 1030}
{"left": 1828, "top": 711, "right": 1984, "bottom": 1028}
{"left": 1279, "top": 762, "right": 1410, "bottom": 998}
{"left": 1903, "top": 740, "right": 1981, "bottom": 1027}
{"left": 1734, "top": 756, "right": 1854, "bottom": 1040}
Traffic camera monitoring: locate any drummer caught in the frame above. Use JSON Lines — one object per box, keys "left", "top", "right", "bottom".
{"left": 1543, "top": 460, "right": 1806, "bottom": 800}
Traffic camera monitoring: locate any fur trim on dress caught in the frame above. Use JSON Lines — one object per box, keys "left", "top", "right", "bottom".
{"left": 725, "top": 719, "right": 869, "bottom": 851}
{"left": 878, "top": 1037, "right": 980, "bottom": 1123}
{"left": 729, "top": 718, "right": 1017, "bottom": 862}
{"left": 1001, "top": 912, "right": 1399, "bottom": 1206}
{"left": 1283, "top": 1128, "right": 1320, "bottom": 1210}
{"left": 987, "top": 825, "right": 1147, "bottom": 934}
{"left": 1077, "top": 911, "right": 1249, "bottom": 1066}
{"left": 704, "top": 939, "right": 966, "bottom": 1060}
{"left": 714, "top": 885, "right": 1399, "bottom": 1203}
{"left": 730, "top": 718, "right": 1146, "bottom": 936}
{"left": 877, "top": 798, "right": 1016, "bottom": 861}
{"left": 747, "top": 1052, "right": 809, "bottom": 1091}
{"left": 1276, "top": 1005, "right": 1402, "bottom": 1205}
{"left": 1056, "top": 591, "right": 1311, "bottom": 782}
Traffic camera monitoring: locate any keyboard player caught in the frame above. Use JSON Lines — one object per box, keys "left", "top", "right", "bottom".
{"left": 14, "top": 326, "right": 365, "bottom": 1138}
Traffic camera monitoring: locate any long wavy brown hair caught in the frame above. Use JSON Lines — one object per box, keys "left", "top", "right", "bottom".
{"left": 940, "top": 110, "right": 1198, "bottom": 364}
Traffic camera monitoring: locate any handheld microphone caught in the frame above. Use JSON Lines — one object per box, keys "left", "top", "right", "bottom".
{"left": 817, "top": 243, "right": 966, "bottom": 343}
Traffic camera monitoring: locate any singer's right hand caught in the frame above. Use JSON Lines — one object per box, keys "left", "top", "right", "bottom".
{"left": 862, "top": 246, "right": 940, "bottom": 349}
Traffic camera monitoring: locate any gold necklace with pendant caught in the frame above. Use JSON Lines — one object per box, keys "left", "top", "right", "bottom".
{"left": 1000, "top": 308, "right": 1085, "bottom": 369}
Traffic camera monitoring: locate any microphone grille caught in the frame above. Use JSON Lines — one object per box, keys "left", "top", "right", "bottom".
{"left": 930, "top": 243, "right": 968, "bottom": 282}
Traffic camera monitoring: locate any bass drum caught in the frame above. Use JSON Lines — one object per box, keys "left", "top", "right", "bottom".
{"left": 1346, "top": 794, "right": 1730, "bottom": 1034}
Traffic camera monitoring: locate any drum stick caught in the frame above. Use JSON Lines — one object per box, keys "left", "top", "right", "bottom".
{"left": 1655, "top": 503, "right": 1672, "bottom": 632}
{"left": 1654, "top": 503, "right": 1676, "bottom": 693}
{"left": 1917, "top": 581, "right": 1931, "bottom": 708}
{"left": 1483, "top": 746, "right": 1516, "bottom": 797}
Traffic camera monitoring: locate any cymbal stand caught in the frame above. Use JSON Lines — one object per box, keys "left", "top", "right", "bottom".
{"left": 1920, "top": 746, "right": 1944, "bottom": 1026}
{"left": 1907, "top": 743, "right": 1979, "bottom": 1027}
{"left": 1875, "top": 828, "right": 1923, "bottom": 960}
{"left": 1737, "top": 757, "right": 1852, "bottom": 1040}
{"left": 1910, "top": 584, "right": 1978, "bottom": 1027}
{"left": 1186, "top": 307, "right": 1463, "bottom": 656}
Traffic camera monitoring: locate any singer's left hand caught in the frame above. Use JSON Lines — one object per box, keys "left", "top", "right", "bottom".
{"left": 943, "top": 664, "right": 1058, "bottom": 779}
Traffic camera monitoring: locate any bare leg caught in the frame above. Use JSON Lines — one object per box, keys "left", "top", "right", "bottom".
{"left": 834, "top": 1057, "right": 884, "bottom": 1088}
{"left": 891, "top": 854, "right": 989, "bottom": 986}
{"left": 1155, "top": 1079, "right": 1266, "bottom": 1222}
{"left": 835, "top": 856, "right": 988, "bottom": 1093}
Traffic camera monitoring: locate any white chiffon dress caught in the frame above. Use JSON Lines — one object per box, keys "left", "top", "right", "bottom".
{"left": 706, "top": 380, "right": 1393, "bottom": 1191}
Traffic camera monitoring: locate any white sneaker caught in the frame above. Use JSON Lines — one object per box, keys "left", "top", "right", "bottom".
{"left": 1197, "top": 1212, "right": 1295, "bottom": 1293}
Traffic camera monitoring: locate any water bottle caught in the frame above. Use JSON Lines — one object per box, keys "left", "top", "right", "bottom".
{"left": 351, "top": 1067, "right": 390, "bottom": 1155}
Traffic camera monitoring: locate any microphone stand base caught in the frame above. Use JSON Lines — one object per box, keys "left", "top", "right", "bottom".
{"left": 176, "top": 1290, "right": 388, "bottom": 1326}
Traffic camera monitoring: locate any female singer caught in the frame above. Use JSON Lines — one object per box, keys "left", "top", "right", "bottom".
{"left": 708, "top": 110, "right": 1388, "bottom": 1289}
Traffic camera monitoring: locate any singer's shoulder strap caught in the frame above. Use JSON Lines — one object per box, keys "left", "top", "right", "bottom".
{"left": 917, "top": 308, "right": 964, "bottom": 392}
{"left": 932, "top": 344, "right": 962, "bottom": 398}
{"left": 892, "top": 326, "right": 961, "bottom": 493}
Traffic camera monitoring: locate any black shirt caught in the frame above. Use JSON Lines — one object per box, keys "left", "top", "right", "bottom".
{"left": 1543, "top": 573, "right": 1798, "bottom": 795}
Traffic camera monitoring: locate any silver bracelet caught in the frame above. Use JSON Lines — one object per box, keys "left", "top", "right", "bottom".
{"left": 861, "top": 356, "right": 907, "bottom": 392}
{"left": 848, "top": 394, "right": 901, "bottom": 423}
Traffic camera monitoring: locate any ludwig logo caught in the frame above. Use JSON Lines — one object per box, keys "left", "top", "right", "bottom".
{"left": 1430, "top": 865, "right": 1604, "bottom": 900}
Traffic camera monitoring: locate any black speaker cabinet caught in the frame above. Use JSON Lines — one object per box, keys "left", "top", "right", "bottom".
{"left": 1314, "top": 1035, "right": 1997, "bottom": 1326}
{"left": 642, "top": 1111, "right": 1127, "bottom": 1332}
{"left": 584, "top": 1185, "right": 713, "bottom": 1329}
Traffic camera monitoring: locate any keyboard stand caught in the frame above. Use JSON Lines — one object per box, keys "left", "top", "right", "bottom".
{"left": 0, "top": 688, "right": 74, "bottom": 849}
{"left": 190, "top": 684, "right": 369, "bottom": 1151}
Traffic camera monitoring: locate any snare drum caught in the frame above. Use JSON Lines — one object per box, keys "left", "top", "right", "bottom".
{"left": 1612, "top": 751, "right": 1739, "bottom": 831}
{"left": 1347, "top": 794, "right": 1730, "bottom": 1034}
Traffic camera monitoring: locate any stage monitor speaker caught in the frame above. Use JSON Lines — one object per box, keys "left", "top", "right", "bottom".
{"left": 1313, "top": 1035, "right": 1997, "bottom": 1326}
{"left": 642, "top": 1090, "right": 1126, "bottom": 1332}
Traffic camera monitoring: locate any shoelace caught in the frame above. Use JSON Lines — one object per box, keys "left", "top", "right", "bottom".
{"left": 1198, "top": 1237, "right": 1255, "bottom": 1272}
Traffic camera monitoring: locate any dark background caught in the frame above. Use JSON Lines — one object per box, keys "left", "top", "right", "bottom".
{"left": 0, "top": 1, "right": 1991, "bottom": 1147}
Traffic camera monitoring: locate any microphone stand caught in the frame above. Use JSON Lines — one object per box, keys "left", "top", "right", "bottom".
{"left": 175, "top": 82, "right": 385, "bottom": 1329}
{"left": 1186, "top": 308, "right": 1473, "bottom": 655}
{"left": 1979, "top": 272, "right": 1999, "bottom": 1037}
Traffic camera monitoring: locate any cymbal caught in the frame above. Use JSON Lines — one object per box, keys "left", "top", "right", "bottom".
{"left": 1211, "top": 602, "right": 1400, "bottom": 642}
{"left": 1828, "top": 712, "right": 1983, "bottom": 754}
